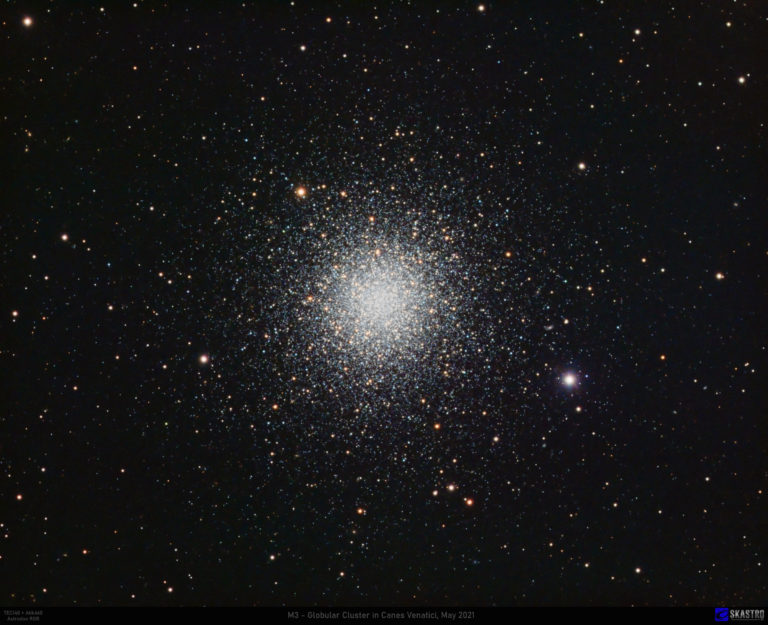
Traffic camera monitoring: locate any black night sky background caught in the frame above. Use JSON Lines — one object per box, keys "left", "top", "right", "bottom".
{"left": 1, "top": 1, "right": 766, "bottom": 607}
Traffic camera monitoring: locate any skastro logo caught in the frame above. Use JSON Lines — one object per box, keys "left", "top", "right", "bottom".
{"left": 716, "top": 609, "right": 765, "bottom": 622}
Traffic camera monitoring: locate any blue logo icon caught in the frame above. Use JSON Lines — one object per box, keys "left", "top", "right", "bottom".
{"left": 715, "top": 609, "right": 729, "bottom": 622}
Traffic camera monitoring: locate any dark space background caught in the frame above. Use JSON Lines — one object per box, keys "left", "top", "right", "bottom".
{"left": 1, "top": 1, "right": 766, "bottom": 606}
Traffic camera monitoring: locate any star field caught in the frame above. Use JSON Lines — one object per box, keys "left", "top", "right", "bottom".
{"left": 1, "top": 1, "right": 766, "bottom": 607}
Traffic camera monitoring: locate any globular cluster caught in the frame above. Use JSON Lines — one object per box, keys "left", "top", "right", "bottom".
{"left": 1, "top": 1, "right": 766, "bottom": 607}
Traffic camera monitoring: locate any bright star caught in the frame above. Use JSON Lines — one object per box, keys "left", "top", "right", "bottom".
{"left": 562, "top": 372, "right": 578, "bottom": 388}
